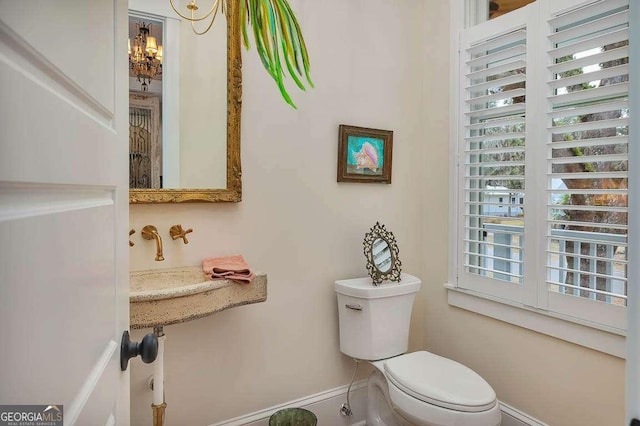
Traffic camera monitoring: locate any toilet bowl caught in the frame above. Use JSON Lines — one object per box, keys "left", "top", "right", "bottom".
{"left": 367, "top": 352, "right": 501, "bottom": 426}
{"left": 335, "top": 274, "right": 501, "bottom": 426}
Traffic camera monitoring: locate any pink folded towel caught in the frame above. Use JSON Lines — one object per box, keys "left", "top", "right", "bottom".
{"left": 202, "top": 255, "right": 255, "bottom": 284}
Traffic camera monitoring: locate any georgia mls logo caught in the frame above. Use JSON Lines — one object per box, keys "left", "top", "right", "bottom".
{"left": 43, "top": 406, "right": 62, "bottom": 418}
{"left": 0, "top": 405, "right": 63, "bottom": 426}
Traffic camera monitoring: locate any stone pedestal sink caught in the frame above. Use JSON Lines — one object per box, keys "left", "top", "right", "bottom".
{"left": 129, "top": 266, "right": 267, "bottom": 329}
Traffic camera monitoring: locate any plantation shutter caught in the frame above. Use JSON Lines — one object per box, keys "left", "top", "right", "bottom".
{"left": 458, "top": 6, "right": 535, "bottom": 302}
{"left": 545, "top": 0, "right": 628, "bottom": 330}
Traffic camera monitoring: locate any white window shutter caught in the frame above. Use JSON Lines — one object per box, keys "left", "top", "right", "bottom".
{"left": 458, "top": 6, "right": 535, "bottom": 302}
{"left": 545, "top": 0, "right": 629, "bottom": 330}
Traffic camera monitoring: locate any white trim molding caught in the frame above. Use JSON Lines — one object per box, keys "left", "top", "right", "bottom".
{"left": 209, "top": 377, "right": 550, "bottom": 426}
{"left": 627, "top": 0, "right": 640, "bottom": 422}
{"left": 447, "top": 284, "right": 626, "bottom": 358}
{"left": 499, "top": 401, "right": 548, "bottom": 426}
{"left": 210, "top": 381, "right": 367, "bottom": 426}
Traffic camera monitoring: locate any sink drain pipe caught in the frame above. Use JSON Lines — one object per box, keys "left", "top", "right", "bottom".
{"left": 152, "top": 326, "right": 167, "bottom": 426}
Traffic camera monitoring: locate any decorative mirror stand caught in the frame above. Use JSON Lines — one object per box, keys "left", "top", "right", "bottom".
{"left": 363, "top": 222, "right": 402, "bottom": 285}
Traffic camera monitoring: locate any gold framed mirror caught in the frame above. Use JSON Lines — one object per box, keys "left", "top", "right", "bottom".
{"left": 129, "top": 0, "right": 242, "bottom": 203}
{"left": 363, "top": 222, "right": 402, "bottom": 285}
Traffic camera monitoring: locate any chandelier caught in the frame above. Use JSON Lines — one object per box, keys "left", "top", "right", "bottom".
{"left": 129, "top": 22, "right": 163, "bottom": 91}
{"left": 170, "top": 0, "right": 224, "bottom": 35}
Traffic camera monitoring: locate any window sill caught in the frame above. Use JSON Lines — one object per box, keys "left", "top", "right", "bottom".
{"left": 445, "top": 284, "right": 626, "bottom": 358}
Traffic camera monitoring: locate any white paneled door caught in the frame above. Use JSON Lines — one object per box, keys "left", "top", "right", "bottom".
{"left": 0, "top": 1, "right": 130, "bottom": 424}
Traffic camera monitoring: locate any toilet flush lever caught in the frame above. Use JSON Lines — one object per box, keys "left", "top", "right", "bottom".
{"left": 345, "top": 304, "right": 362, "bottom": 311}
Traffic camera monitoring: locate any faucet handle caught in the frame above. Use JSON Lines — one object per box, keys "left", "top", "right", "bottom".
{"left": 129, "top": 229, "right": 136, "bottom": 247}
{"left": 170, "top": 224, "right": 193, "bottom": 244}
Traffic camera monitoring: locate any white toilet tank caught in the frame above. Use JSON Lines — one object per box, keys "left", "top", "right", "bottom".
{"left": 335, "top": 274, "right": 421, "bottom": 360}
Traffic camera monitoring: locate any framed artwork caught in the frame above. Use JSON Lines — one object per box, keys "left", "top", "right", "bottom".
{"left": 337, "top": 125, "right": 393, "bottom": 183}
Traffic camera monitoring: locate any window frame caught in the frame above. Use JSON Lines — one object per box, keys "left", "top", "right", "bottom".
{"left": 447, "top": 0, "right": 633, "bottom": 359}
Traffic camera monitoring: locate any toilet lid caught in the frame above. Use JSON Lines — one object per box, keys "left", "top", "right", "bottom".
{"left": 384, "top": 351, "right": 497, "bottom": 413}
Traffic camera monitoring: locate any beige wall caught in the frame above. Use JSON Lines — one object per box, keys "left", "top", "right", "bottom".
{"left": 129, "top": 0, "right": 426, "bottom": 424}
{"left": 420, "top": 1, "right": 625, "bottom": 425}
{"left": 129, "top": 0, "right": 625, "bottom": 425}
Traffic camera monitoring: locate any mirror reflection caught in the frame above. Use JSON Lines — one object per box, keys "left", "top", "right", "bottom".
{"left": 128, "top": 3, "right": 231, "bottom": 197}
{"left": 129, "top": 18, "right": 163, "bottom": 189}
{"left": 128, "top": 13, "right": 226, "bottom": 189}
{"left": 129, "top": 92, "right": 161, "bottom": 188}
{"left": 372, "top": 238, "right": 392, "bottom": 273}
{"left": 363, "top": 222, "right": 402, "bottom": 285}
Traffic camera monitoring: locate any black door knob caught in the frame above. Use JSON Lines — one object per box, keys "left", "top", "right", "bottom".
{"left": 120, "top": 330, "right": 158, "bottom": 371}
{"left": 631, "top": 419, "right": 639, "bottom": 426}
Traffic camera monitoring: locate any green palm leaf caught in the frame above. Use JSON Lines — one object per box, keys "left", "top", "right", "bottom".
{"left": 240, "top": 0, "right": 313, "bottom": 109}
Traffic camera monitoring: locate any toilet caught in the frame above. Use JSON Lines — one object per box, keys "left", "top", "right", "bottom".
{"left": 335, "top": 274, "right": 501, "bottom": 426}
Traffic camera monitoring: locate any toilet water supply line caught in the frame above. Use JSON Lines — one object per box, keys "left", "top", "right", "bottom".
{"left": 152, "top": 326, "right": 167, "bottom": 426}
{"left": 340, "top": 359, "right": 360, "bottom": 417}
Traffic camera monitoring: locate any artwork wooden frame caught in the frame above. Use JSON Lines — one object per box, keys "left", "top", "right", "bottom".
{"left": 337, "top": 125, "right": 393, "bottom": 184}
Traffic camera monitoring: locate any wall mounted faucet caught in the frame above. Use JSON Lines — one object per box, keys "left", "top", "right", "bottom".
{"left": 169, "top": 224, "right": 193, "bottom": 244}
{"left": 141, "top": 225, "right": 164, "bottom": 261}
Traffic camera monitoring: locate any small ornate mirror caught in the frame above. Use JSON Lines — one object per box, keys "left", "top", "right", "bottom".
{"left": 363, "top": 222, "right": 402, "bottom": 285}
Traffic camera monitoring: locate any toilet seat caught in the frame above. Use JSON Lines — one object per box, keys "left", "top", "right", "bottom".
{"left": 384, "top": 351, "right": 497, "bottom": 413}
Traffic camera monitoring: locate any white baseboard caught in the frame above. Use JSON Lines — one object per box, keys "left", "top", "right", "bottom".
{"left": 499, "top": 401, "right": 548, "bottom": 426}
{"left": 210, "top": 382, "right": 544, "bottom": 426}
{"left": 210, "top": 380, "right": 368, "bottom": 426}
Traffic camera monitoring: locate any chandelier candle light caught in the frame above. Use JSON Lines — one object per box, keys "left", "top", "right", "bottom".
{"left": 129, "top": 22, "right": 163, "bottom": 91}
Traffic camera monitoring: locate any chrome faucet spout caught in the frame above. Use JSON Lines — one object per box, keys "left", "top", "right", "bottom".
{"left": 141, "top": 225, "right": 164, "bottom": 261}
